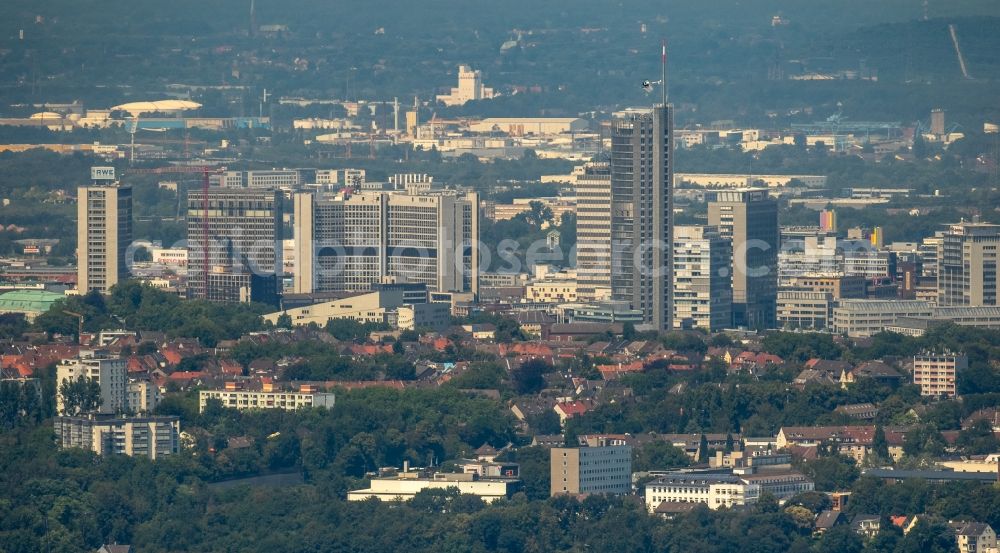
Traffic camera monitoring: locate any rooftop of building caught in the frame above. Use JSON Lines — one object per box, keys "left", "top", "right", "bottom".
{"left": 0, "top": 289, "right": 64, "bottom": 312}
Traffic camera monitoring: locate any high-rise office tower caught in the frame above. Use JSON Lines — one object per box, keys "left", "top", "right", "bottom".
{"left": 672, "top": 225, "right": 733, "bottom": 332}
{"left": 610, "top": 106, "right": 674, "bottom": 330}
{"left": 708, "top": 189, "right": 778, "bottom": 329}
{"left": 186, "top": 188, "right": 282, "bottom": 305}
{"left": 937, "top": 221, "right": 1000, "bottom": 306}
{"left": 77, "top": 183, "right": 132, "bottom": 294}
{"left": 294, "top": 190, "right": 479, "bottom": 296}
{"left": 575, "top": 161, "right": 612, "bottom": 301}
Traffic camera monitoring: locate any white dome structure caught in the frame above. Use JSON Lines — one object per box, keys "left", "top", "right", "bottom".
{"left": 30, "top": 111, "right": 63, "bottom": 120}
{"left": 110, "top": 100, "right": 202, "bottom": 116}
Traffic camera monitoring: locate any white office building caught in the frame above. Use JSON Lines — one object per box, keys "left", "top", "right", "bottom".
{"left": 673, "top": 225, "right": 733, "bottom": 331}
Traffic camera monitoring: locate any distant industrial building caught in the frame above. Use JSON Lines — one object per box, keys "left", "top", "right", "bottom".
{"left": 436, "top": 65, "right": 494, "bottom": 106}
{"left": 468, "top": 118, "right": 588, "bottom": 135}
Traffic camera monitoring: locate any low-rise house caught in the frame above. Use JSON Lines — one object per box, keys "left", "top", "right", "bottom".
{"left": 962, "top": 408, "right": 1000, "bottom": 431}
{"left": 731, "top": 351, "right": 784, "bottom": 371}
{"left": 793, "top": 368, "right": 839, "bottom": 389}
{"left": 835, "top": 403, "right": 879, "bottom": 420}
{"left": 953, "top": 522, "right": 997, "bottom": 553}
{"left": 851, "top": 514, "right": 881, "bottom": 539}
{"left": 554, "top": 399, "right": 596, "bottom": 425}
{"left": 462, "top": 324, "right": 497, "bottom": 341}
{"left": 597, "top": 361, "right": 644, "bottom": 380}
{"left": 653, "top": 501, "right": 699, "bottom": 519}
{"left": 510, "top": 397, "right": 557, "bottom": 424}
{"left": 814, "top": 510, "right": 846, "bottom": 535}
{"left": 531, "top": 434, "right": 566, "bottom": 448}
{"left": 842, "top": 361, "right": 904, "bottom": 387}
{"left": 776, "top": 426, "right": 876, "bottom": 463}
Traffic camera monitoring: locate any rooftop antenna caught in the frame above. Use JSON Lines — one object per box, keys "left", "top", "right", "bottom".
{"left": 661, "top": 39, "right": 668, "bottom": 106}
{"left": 641, "top": 40, "right": 668, "bottom": 106}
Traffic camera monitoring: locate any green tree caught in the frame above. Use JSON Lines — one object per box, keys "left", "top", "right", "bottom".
{"left": 634, "top": 441, "right": 691, "bottom": 471}
{"left": 697, "top": 433, "right": 709, "bottom": 464}
{"left": 58, "top": 375, "right": 102, "bottom": 415}
{"left": 510, "top": 358, "right": 551, "bottom": 394}
{"left": 872, "top": 425, "right": 891, "bottom": 463}
{"left": 275, "top": 313, "right": 292, "bottom": 329}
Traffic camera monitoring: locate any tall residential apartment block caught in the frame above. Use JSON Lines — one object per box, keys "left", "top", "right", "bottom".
{"left": 550, "top": 445, "right": 632, "bottom": 496}
{"left": 610, "top": 106, "right": 673, "bottom": 330}
{"left": 77, "top": 184, "right": 132, "bottom": 293}
{"left": 938, "top": 222, "right": 1000, "bottom": 307}
{"left": 56, "top": 351, "right": 127, "bottom": 415}
{"left": 708, "top": 188, "right": 778, "bottom": 329}
{"left": 913, "top": 351, "right": 967, "bottom": 398}
{"left": 672, "top": 225, "right": 733, "bottom": 331}
{"left": 186, "top": 188, "right": 282, "bottom": 305}
{"left": 293, "top": 190, "right": 479, "bottom": 296}
{"left": 574, "top": 162, "right": 612, "bottom": 301}
{"left": 54, "top": 415, "right": 180, "bottom": 459}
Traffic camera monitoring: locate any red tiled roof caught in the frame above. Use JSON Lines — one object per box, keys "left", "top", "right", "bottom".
{"left": 555, "top": 399, "right": 595, "bottom": 417}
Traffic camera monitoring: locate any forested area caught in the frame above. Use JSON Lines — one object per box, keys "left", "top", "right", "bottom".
{"left": 32, "top": 283, "right": 269, "bottom": 347}
{"left": 3, "top": 387, "right": 999, "bottom": 552}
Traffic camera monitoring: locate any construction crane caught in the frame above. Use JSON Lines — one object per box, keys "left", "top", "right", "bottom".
{"left": 62, "top": 310, "right": 84, "bottom": 345}
{"left": 126, "top": 165, "right": 226, "bottom": 299}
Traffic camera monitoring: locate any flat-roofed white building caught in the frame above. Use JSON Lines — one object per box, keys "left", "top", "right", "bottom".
{"left": 777, "top": 290, "right": 833, "bottom": 330}
{"left": 468, "top": 117, "right": 588, "bottom": 135}
{"left": 832, "top": 300, "right": 934, "bottom": 337}
{"left": 645, "top": 473, "right": 759, "bottom": 511}
{"left": 199, "top": 387, "right": 335, "bottom": 412}
{"left": 347, "top": 471, "right": 520, "bottom": 503}
{"left": 673, "top": 225, "right": 733, "bottom": 331}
